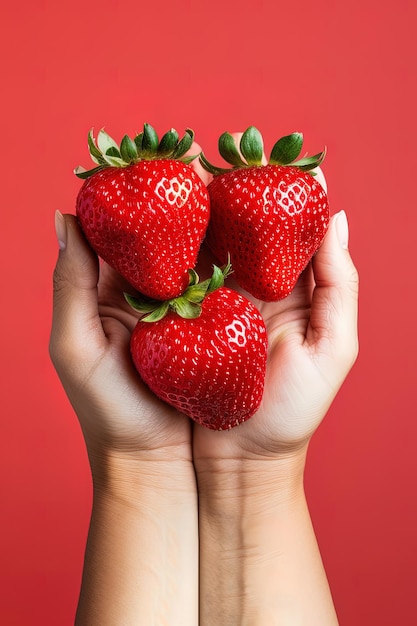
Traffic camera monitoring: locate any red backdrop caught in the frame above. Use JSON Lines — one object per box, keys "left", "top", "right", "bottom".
{"left": 1, "top": 0, "right": 416, "bottom": 623}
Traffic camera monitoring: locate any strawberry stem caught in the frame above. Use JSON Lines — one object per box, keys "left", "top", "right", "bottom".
{"left": 75, "top": 124, "right": 199, "bottom": 179}
{"left": 125, "top": 258, "right": 232, "bottom": 322}
{"left": 199, "top": 126, "right": 326, "bottom": 176}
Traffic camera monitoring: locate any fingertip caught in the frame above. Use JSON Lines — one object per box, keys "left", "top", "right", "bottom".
{"left": 334, "top": 210, "right": 349, "bottom": 250}
{"left": 312, "top": 208, "right": 359, "bottom": 318}
{"left": 51, "top": 213, "right": 102, "bottom": 368}
{"left": 54, "top": 210, "right": 67, "bottom": 250}
{"left": 309, "top": 209, "right": 359, "bottom": 358}
{"left": 318, "top": 210, "right": 350, "bottom": 263}
{"left": 53, "top": 212, "right": 99, "bottom": 291}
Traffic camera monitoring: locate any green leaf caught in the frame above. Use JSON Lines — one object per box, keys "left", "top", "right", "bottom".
{"left": 172, "top": 128, "right": 194, "bottom": 159}
{"left": 199, "top": 152, "right": 231, "bottom": 176}
{"left": 134, "top": 132, "right": 144, "bottom": 151}
{"left": 97, "top": 129, "right": 120, "bottom": 155}
{"left": 184, "top": 289, "right": 206, "bottom": 303}
{"left": 184, "top": 280, "right": 210, "bottom": 302}
{"left": 105, "top": 146, "right": 122, "bottom": 158}
{"left": 188, "top": 269, "right": 199, "bottom": 287}
{"left": 124, "top": 293, "right": 159, "bottom": 312}
{"left": 102, "top": 154, "right": 127, "bottom": 168}
{"left": 239, "top": 126, "right": 263, "bottom": 166}
{"left": 142, "top": 301, "right": 171, "bottom": 322}
{"left": 142, "top": 123, "right": 159, "bottom": 154}
{"left": 87, "top": 129, "right": 105, "bottom": 164}
{"left": 158, "top": 129, "right": 179, "bottom": 156}
{"left": 181, "top": 154, "right": 199, "bottom": 164}
{"left": 172, "top": 298, "right": 201, "bottom": 319}
{"left": 74, "top": 164, "right": 107, "bottom": 179}
{"left": 120, "top": 134, "right": 138, "bottom": 162}
{"left": 218, "top": 132, "right": 247, "bottom": 167}
{"left": 269, "top": 132, "right": 303, "bottom": 165}
{"left": 221, "top": 254, "right": 233, "bottom": 279}
{"left": 207, "top": 258, "right": 232, "bottom": 293}
{"left": 293, "top": 148, "right": 327, "bottom": 171}
{"left": 207, "top": 264, "right": 225, "bottom": 293}
{"left": 293, "top": 154, "right": 319, "bottom": 167}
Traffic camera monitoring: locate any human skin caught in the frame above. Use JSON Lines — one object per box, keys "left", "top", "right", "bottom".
{"left": 193, "top": 147, "right": 358, "bottom": 623}
{"left": 50, "top": 141, "right": 358, "bottom": 625}
{"left": 193, "top": 207, "right": 358, "bottom": 625}
{"left": 50, "top": 212, "right": 199, "bottom": 625}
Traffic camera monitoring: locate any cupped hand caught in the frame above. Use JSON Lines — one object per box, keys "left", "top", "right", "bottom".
{"left": 193, "top": 165, "right": 359, "bottom": 461}
{"left": 49, "top": 213, "right": 193, "bottom": 463}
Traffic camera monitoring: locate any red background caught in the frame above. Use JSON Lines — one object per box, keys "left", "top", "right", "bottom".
{"left": 1, "top": 0, "right": 416, "bottom": 623}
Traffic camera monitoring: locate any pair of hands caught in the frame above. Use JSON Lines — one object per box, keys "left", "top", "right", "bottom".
{"left": 49, "top": 142, "right": 359, "bottom": 475}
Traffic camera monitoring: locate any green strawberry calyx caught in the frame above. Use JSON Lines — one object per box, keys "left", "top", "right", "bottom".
{"left": 124, "top": 258, "right": 233, "bottom": 322}
{"left": 75, "top": 123, "right": 198, "bottom": 179}
{"left": 199, "top": 126, "right": 326, "bottom": 176}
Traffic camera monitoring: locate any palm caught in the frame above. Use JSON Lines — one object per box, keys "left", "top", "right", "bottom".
{"left": 192, "top": 258, "right": 334, "bottom": 461}
{"left": 64, "top": 251, "right": 193, "bottom": 459}
{"left": 191, "top": 140, "right": 339, "bottom": 460}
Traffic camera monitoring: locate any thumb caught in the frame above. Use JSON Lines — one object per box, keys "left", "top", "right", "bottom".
{"left": 307, "top": 210, "right": 359, "bottom": 370}
{"left": 50, "top": 212, "right": 104, "bottom": 373}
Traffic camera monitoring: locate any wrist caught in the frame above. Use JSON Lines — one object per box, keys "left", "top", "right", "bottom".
{"left": 195, "top": 447, "right": 307, "bottom": 510}
{"left": 77, "top": 449, "right": 199, "bottom": 626}
{"left": 89, "top": 448, "right": 198, "bottom": 503}
{"left": 196, "top": 447, "right": 338, "bottom": 625}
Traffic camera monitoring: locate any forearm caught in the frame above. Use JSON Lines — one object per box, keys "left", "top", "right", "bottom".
{"left": 196, "top": 453, "right": 338, "bottom": 626}
{"left": 76, "top": 454, "right": 198, "bottom": 626}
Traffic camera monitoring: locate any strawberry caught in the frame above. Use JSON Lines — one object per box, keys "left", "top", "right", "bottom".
{"left": 125, "top": 263, "right": 268, "bottom": 430}
{"left": 75, "top": 124, "right": 210, "bottom": 300}
{"left": 200, "top": 127, "right": 330, "bottom": 301}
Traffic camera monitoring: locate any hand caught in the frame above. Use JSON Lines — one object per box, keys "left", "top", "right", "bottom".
{"left": 193, "top": 138, "right": 355, "bottom": 626}
{"left": 49, "top": 212, "right": 194, "bottom": 464}
{"left": 194, "top": 209, "right": 357, "bottom": 626}
{"left": 50, "top": 205, "right": 201, "bottom": 626}
{"left": 49, "top": 142, "right": 212, "bottom": 464}
{"left": 193, "top": 207, "right": 359, "bottom": 462}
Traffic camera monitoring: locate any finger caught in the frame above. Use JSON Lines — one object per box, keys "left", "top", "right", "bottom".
{"left": 97, "top": 263, "right": 142, "bottom": 333}
{"left": 187, "top": 141, "right": 213, "bottom": 186}
{"left": 50, "top": 212, "right": 105, "bottom": 371}
{"left": 98, "top": 261, "right": 140, "bottom": 306}
{"left": 307, "top": 210, "right": 359, "bottom": 369}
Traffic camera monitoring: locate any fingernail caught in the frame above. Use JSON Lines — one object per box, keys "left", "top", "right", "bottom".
{"left": 335, "top": 210, "right": 349, "bottom": 249}
{"left": 55, "top": 210, "right": 67, "bottom": 250}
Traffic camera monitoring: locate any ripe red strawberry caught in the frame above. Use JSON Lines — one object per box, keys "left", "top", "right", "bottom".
{"left": 75, "top": 124, "right": 210, "bottom": 300}
{"left": 125, "top": 264, "right": 268, "bottom": 430}
{"left": 200, "top": 127, "right": 330, "bottom": 301}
